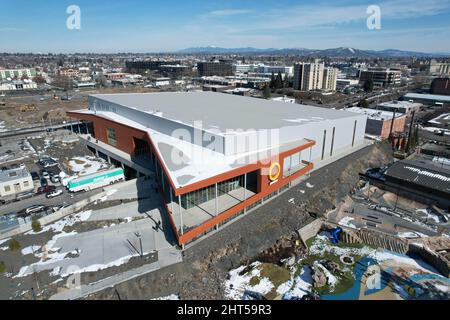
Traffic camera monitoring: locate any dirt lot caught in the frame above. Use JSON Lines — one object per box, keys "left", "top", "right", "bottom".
{"left": 0, "top": 86, "right": 161, "bottom": 131}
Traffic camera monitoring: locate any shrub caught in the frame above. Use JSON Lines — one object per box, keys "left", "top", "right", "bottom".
{"left": 9, "top": 239, "right": 21, "bottom": 251}
{"left": 31, "top": 218, "right": 42, "bottom": 233}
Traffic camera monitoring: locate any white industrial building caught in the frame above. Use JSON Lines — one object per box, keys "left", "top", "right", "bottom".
{"left": 68, "top": 92, "right": 367, "bottom": 245}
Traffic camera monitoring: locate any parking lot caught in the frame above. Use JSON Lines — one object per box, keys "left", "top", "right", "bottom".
{"left": 0, "top": 130, "right": 114, "bottom": 234}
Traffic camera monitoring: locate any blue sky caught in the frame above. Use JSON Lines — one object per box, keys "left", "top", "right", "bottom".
{"left": 1, "top": 0, "right": 450, "bottom": 53}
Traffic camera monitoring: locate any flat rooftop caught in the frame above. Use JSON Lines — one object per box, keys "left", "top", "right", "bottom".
{"left": 379, "top": 101, "right": 422, "bottom": 110}
{"left": 385, "top": 159, "right": 450, "bottom": 194}
{"left": 404, "top": 93, "right": 450, "bottom": 103}
{"left": 346, "top": 107, "right": 403, "bottom": 121}
{"left": 90, "top": 92, "right": 360, "bottom": 132}
{"left": 0, "top": 166, "right": 30, "bottom": 183}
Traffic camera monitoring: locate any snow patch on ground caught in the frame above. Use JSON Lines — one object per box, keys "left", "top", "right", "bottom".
{"left": 397, "top": 231, "right": 428, "bottom": 239}
{"left": 315, "top": 262, "right": 338, "bottom": 289}
{"left": 224, "top": 262, "right": 275, "bottom": 300}
{"left": 68, "top": 156, "right": 108, "bottom": 176}
{"left": 416, "top": 208, "right": 441, "bottom": 223}
{"left": 21, "top": 245, "right": 41, "bottom": 256}
{"left": 151, "top": 294, "right": 180, "bottom": 300}
{"left": 50, "top": 266, "right": 62, "bottom": 277}
{"left": 338, "top": 216, "right": 358, "bottom": 230}
{"left": 0, "top": 121, "right": 8, "bottom": 133}
{"left": 25, "top": 210, "right": 92, "bottom": 235}
{"left": 434, "top": 284, "right": 449, "bottom": 293}
{"left": 282, "top": 266, "right": 313, "bottom": 299}
{"left": 310, "top": 234, "right": 440, "bottom": 275}
{"left": 0, "top": 238, "right": 11, "bottom": 246}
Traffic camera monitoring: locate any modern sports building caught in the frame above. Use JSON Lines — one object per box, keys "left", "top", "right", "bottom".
{"left": 68, "top": 92, "right": 367, "bottom": 246}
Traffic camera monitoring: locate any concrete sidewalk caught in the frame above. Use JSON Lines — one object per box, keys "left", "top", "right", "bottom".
{"left": 49, "top": 246, "right": 181, "bottom": 300}
{"left": 48, "top": 201, "right": 181, "bottom": 300}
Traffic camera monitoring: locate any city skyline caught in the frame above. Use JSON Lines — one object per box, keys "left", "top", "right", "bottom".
{"left": 1, "top": 0, "right": 450, "bottom": 53}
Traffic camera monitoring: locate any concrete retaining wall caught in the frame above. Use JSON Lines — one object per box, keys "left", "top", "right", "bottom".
{"left": 408, "top": 243, "right": 450, "bottom": 278}
{"left": 298, "top": 218, "right": 323, "bottom": 241}
{"left": 324, "top": 222, "right": 409, "bottom": 254}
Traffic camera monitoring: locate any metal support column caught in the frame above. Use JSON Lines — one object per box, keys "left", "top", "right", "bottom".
{"left": 170, "top": 187, "right": 174, "bottom": 214}
{"left": 308, "top": 147, "right": 312, "bottom": 177}
{"left": 161, "top": 167, "right": 165, "bottom": 193}
{"left": 244, "top": 173, "right": 247, "bottom": 213}
{"left": 215, "top": 183, "right": 219, "bottom": 230}
{"left": 178, "top": 195, "right": 183, "bottom": 235}
{"left": 309, "top": 147, "right": 312, "bottom": 163}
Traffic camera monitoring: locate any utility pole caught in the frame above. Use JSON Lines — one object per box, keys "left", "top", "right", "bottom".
{"left": 388, "top": 108, "right": 397, "bottom": 144}
{"left": 405, "top": 110, "right": 416, "bottom": 154}
{"left": 136, "top": 232, "right": 143, "bottom": 258}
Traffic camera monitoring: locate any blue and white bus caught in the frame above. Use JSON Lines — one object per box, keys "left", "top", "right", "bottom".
{"left": 67, "top": 168, "right": 125, "bottom": 192}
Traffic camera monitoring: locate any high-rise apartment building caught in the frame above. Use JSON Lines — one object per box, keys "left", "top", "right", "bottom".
{"left": 294, "top": 61, "right": 337, "bottom": 91}
{"left": 322, "top": 67, "right": 338, "bottom": 91}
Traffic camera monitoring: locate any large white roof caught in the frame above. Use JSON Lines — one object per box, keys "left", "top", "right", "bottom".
{"left": 90, "top": 91, "right": 362, "bottom": 132}
{"left": 78, "top": 110, "right": 309, "bottom": 188}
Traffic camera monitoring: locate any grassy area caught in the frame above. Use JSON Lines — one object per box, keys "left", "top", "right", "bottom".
{"left": 245, "top": 263, "right": 291, "bottom": 300}
{"left": 0, "top": 261, "right": 5, "bottom": 274}
{"left": 243, "top": 236, "right": 373, "bottom": 299}
{"left": 296, "top": 235, "right": 369, "bottom": 296}
{"left": 249, "top": 276, "right": 260, "bottom": 287}
{"left": 260, "top": 263, "right": 291, "bottom": 287}
{"left": 259, "top": 263, "right": 291, "bottom": 300}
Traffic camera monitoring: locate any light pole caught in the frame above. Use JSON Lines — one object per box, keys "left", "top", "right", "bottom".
{"left": 135, "top": 232, "right": 143, "bottom": 258}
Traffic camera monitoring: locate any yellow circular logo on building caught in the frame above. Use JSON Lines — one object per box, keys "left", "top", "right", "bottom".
{"left": 269, "top": 162, "right": 281, "bottom": 181}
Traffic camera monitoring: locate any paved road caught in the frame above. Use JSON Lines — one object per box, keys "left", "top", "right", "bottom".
{"left": 0, "top": 188, "right": 102, "bottom": 216}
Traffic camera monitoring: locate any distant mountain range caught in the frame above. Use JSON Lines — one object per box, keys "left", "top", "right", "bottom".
{"left": 176, "top": 46, "right": 449, "bottom": 57}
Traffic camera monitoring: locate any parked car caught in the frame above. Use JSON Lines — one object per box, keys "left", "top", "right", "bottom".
{"left": 46, "top": 189, "right": 63, "bottom": 198}
{"left": 37, "top": 185, "right": 56, "bottom": 194}
{"left": 15, "top": 191, "right": 34, "bottom": 201}
{"left": 42, "top": 171, "right": 50, "bottom": 180}
{"left": 43, "top": 161, "right": 58, "bottom": 168}
{"left": 25, "top": 205, "right": 46, "bottom": 215}
{"left": 40, "top": 178, "right": 48, "bottom": 187}
{"left": 38, "top": 157, "right": 57, "bottom": 168}
{"left": 30, "top": 171, "right": 40, "bottom": 181}
{"left": 50, "top": 174, "right": 60, "bottom": 183}
{"left": 52, "top": 203, "right": 70, "bottom": 212}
